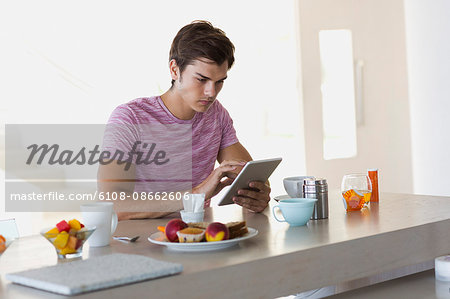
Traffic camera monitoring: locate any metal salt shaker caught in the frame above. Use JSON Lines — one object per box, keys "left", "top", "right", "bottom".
{"left": 303, "top": 178, "right": 328, "bottom": 220}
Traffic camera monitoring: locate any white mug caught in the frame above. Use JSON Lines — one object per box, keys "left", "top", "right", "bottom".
{"left": 81, "top": 202, "right": 118, "bottom": 247}
{"left": 283, "top": 176, "right": 314, "bottom": 198}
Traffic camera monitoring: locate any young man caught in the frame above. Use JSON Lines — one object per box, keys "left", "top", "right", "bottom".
{"left": 98, "top": 21, "right": 271, "bottom": 220}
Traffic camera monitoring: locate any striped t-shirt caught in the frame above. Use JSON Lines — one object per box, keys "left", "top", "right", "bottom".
{"left": 102, "top": 96, "right": 239, "bottom": 197}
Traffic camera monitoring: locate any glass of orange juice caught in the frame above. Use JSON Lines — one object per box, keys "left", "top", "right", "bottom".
{"left": 341, "top": 174, "right": 372, "bottom": 212}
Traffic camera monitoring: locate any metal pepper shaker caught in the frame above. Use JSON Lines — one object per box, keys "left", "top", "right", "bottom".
{"left": 303, "top": 178, "right": 328, "bottom": 220}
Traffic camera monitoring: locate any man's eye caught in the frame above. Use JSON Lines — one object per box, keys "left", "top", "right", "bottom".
{"left": 197, "top": 78, "right": 206, "bottom": 82}
{"left": 217, "top": 80, "right": 224, "bottom": 84}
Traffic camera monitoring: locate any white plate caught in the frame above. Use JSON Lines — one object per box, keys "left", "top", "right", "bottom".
{"left": 273, "top": 194, "right": 291, "bottom": 202}
{"left": 148, "top": 227, "right": 258, "bottom": 252}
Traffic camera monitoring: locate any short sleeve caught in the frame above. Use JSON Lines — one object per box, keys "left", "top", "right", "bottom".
{"left": 218, "top": 104, "right": 239, "bottom": 150}
{"left": 102, "top": 105, "right": 141, "bottom": 163}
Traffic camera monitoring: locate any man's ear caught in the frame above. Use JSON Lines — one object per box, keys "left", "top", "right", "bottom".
{"left": 169, "top": 59, "right": 180, "bottom": 82}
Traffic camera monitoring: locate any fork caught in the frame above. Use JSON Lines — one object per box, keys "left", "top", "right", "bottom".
{"left": 113, "top": 236, "right": 140, "bottom": 243}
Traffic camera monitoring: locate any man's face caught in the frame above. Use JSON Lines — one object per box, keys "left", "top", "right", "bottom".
{"left": 173, "top": 58, "right": 228, "bottom": 113}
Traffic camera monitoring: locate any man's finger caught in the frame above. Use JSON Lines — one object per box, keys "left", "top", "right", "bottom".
{"left": 216, "top": 165, "right": 237, "bottom": 177}
{"left": 237, "top": 189, "right": 266, "bottom": 201}
{"left": 220, "top": 160, "right": 247, "bottom": 167}
{"left": 221, "top": 177, "right": 234, "bottom": 186}
{"left": 217, "top": 178, "right": 234, "bottom": 192}
{"left": 248, "top": 181, "right": 270, "bottom": 192}
{"left": 224, "top": 171, "right": 238, "bottom": 179}
{"left": 233, "top": 196, "right": 265, "bottom": 212}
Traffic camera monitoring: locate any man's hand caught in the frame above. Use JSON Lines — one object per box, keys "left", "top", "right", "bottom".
{"left": 193, "top": 160, "right": 246, "bottom": 199}
{"left": 233, "top": 181, "right": 271, "bottom": 213}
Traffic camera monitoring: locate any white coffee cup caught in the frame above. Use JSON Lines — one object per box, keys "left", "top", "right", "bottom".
{"left": 283, "top": 176, "right": 314, "bottom": 198}
{"left": 81, "top": 202, "right": 118, "bottom": 247}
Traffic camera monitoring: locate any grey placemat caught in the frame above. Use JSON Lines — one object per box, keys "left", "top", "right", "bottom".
{"left": 6, "top": 253, "right": 183, "bottom": 295}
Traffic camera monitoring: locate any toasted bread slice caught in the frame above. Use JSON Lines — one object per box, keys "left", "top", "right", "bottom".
{"left": 226, "top": 221, "right": 247, "bottom": 232}
{"left": 226, "top": 221, "right": 248, "bottom": 239}
{"left": 229, "top": 227, "right": 249, "bottom": 239}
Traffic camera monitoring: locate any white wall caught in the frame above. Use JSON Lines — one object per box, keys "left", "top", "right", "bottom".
{"left": 298, "top": 0, "right": 413, "bottom": 192}
{"left": 404, "top": 0, "right": 450, "bottom": 196}
{"left": 0, "top": 1, "right": 304, "bottom": 234}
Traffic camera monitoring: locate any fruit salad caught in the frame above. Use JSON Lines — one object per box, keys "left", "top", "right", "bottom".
{"left": 42, "top": 219, "right": 94, "bottom": 258}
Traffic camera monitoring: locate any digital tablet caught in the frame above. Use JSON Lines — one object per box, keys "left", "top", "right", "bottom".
{"left": 218, "top": 158, "right": 282, "bottom": 206}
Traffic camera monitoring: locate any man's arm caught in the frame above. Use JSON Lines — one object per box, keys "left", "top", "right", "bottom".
{"left": 217, "top": 142, "right": 252, "bottom": 164}
{"left": 190, "top": 142, "right": 250, "bottom": 202}
{"left": 217, "top": 142, "right": 271, "bottom": 212}
{"left": 98, "top": 144, "right": 247, "bottom": 220}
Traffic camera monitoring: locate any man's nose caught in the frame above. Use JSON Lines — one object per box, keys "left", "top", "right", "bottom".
{"left": 204, "top": 82, "right": 216, "bottom": 97}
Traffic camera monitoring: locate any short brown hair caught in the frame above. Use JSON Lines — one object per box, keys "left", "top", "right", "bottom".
{"left": 169, "top": 20, "right": 235, "bottom": 85}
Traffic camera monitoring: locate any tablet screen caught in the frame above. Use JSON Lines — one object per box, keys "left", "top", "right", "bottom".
{"left": 218, "top": 158, "right": 282, "bottom": 206}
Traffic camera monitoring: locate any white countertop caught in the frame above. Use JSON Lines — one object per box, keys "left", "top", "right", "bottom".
{"left": 1, "top": 192, "right": 450, "bottom": 298}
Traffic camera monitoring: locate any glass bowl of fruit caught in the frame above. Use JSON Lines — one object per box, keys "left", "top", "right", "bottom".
{"left": 41, "top": 219, "right": 95, "bottom": 259}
